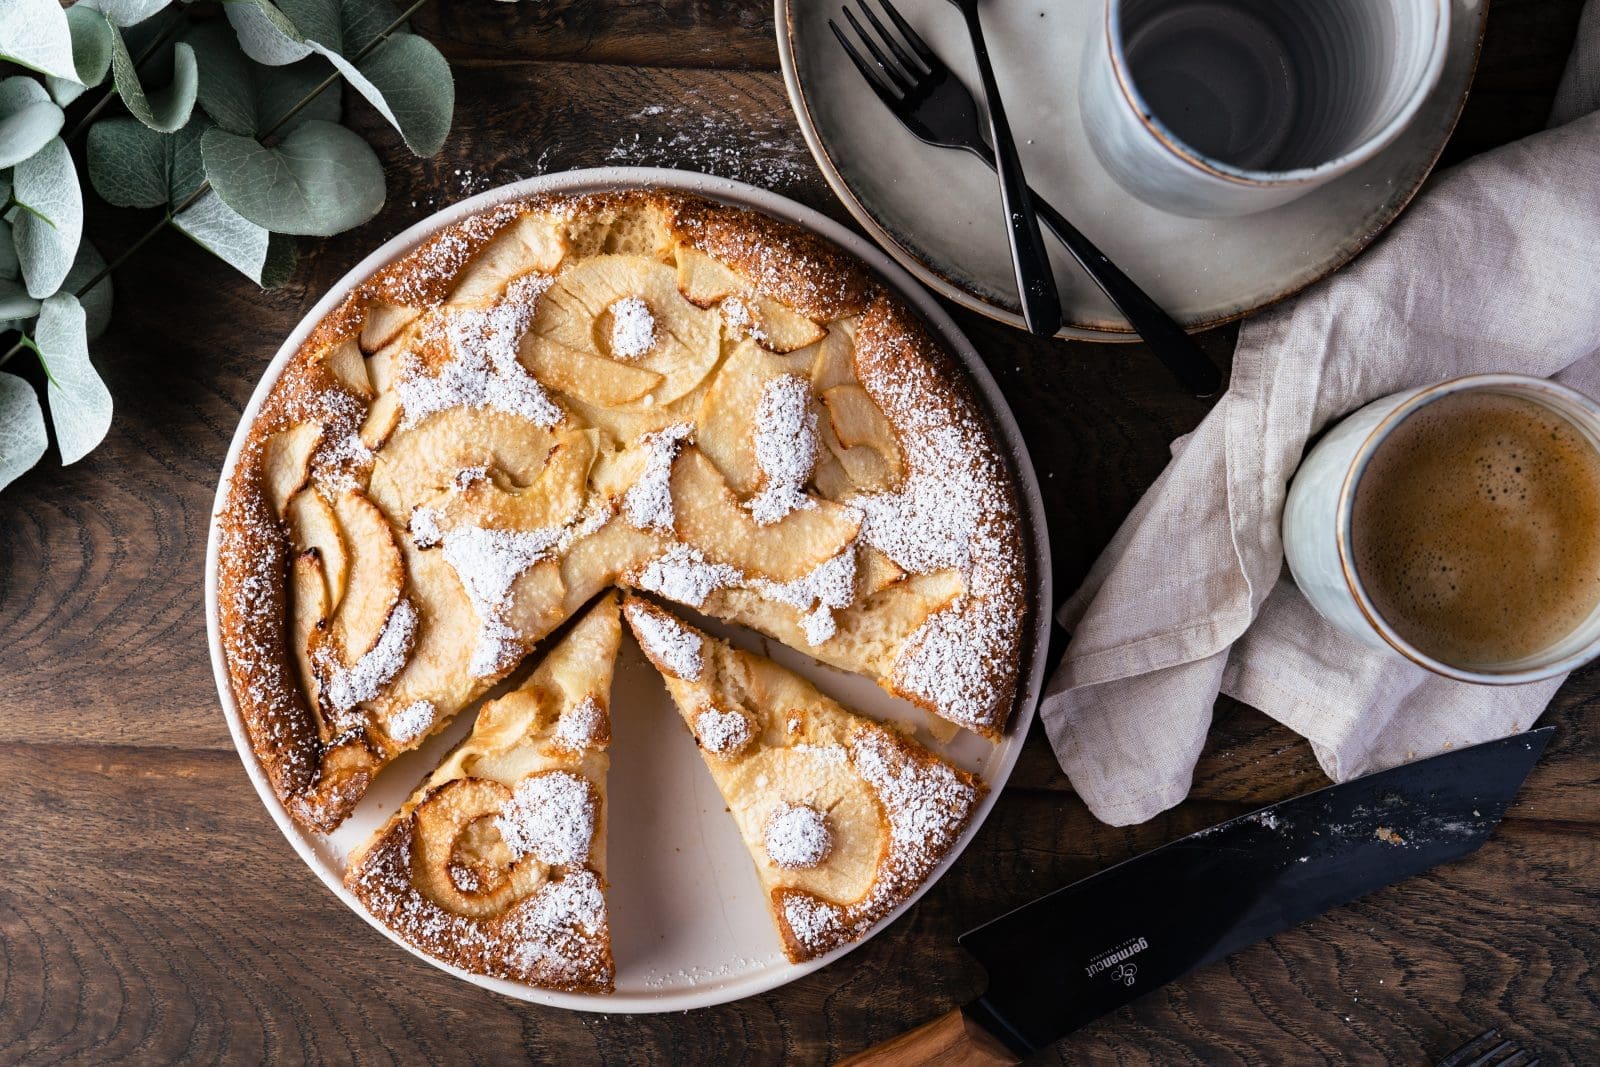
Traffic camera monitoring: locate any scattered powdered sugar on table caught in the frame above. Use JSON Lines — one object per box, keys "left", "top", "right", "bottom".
{"left": 607, "top": 296, "right": 656, "bottom": 360}
{"left": 554, "top": 695, "right": 605, "bottom": 752}
{"left": 397, "top": 274, "right": 562, "bottom": 429}
{"left": 496, "top": 770, "right": 597, "bottom": 868}
{"left": 764, "top": 803, "right": 833, "bottom": 870}
{"left": 633, "top": 543, "right": 741, "bottom": 607}
{"left": 607, "top": 100, "right": 815, "bottom": 188}
{"left": 624, "top": 601, "right": 704, "bottom": 681}
{"left": 623, "top": 423, "right": 694, "bottom": 533}
{"left": 694, "top": 706, "right": 752, "bottom": 757}
{"left": 388, "top": 699, "right": 436, "bottom": 743}
{"left": 319, "top": 599, "right": 419, "bottom": 717}
{"left": 441, "top": 524, "right": 563, "bottom": 677}
{"left": 748, "top": 374, "right": 819, "bottom": 526}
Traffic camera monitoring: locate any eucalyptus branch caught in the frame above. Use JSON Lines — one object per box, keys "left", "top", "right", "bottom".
{"left": 65, "top": 15, "right": 192, "bottom": 144}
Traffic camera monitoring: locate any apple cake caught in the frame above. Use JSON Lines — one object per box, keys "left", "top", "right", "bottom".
{"left": 622, "top": 596, "right": 984, "bottom": 962}
{"left": 344, "top": 594, "right": 619, "bottom": 992}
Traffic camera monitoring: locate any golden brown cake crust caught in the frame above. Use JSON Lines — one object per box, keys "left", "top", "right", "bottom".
{"left": 216, "top": 188, "right": 1028, "bottom": 835}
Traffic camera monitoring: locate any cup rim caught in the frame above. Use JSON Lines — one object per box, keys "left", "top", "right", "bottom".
{"left": 1333, "top": 373, "right": 1600, "bottom": 685}
{"left": 1103, "top": 0, "right": 1452, "bottom": 188}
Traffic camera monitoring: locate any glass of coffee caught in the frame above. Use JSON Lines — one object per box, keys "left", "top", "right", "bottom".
{"left": 1283, "top": 374, "right": 1600, "bottom": 683}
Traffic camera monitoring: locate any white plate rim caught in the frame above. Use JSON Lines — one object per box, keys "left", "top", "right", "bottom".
{"left": 204, "top": 166, "right": 1053, "bottom": 1013}
{"left": 775, "top": 0, "right": 1487, "bottom": 342}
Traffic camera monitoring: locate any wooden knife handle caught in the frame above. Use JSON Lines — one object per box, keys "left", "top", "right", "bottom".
{"left": 836, "top": 1008, "right": 1020, "bottom": 1067}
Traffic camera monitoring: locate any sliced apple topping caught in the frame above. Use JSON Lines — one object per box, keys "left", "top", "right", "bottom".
{"left": 694, "top": 339, "right": 791, "bottom": 495}
{"left": 329, "top": 489, "right": 407, "bottom": 662}
{"left": 395, "top": 273, "right": 564, "bottom": 431}
{"left": 289, "top": 549, "right": 330, "bottom": 713}
{"left": 286, "top": 487, "right": 349, "bottom": 609}
{"left": 262, "top": 423, "right": 321, "bottom": 518}
{"left": 369, "top": 407, "right": 562, "bottom": 524}
{"left": 677, "top": 246, "right": 827, "bottom": 354}
{"left": 317, "top": 597, "right": 419, "bottom": 723}
{"left": 360, "top": 302, "right": 421, "bottom": 354}
{"left": 322, "top": 337, "right": 373, "bottom": 398}
{"left": 424, "top": 430, "right": 596, "bottom": 538}
{"left": 821, "top": 384, "right": 903, "bottom": 485}
{"left": 747, "top": 374, "right": 821, "bottom": 526}
{"left": 675, "top": 246, "right": 742, "bottom": 308}
{"left": 449, "top": 215, "right": 570, "bottom": 305}
{"left": 439, "top": 524, "right": 567, "bottom": 678}
{"left": 622, "top": 423, "right": 694, "bottom": 533}
{"left": 670, "top": 446, "right": 859, "bottom": 583}
{"left": 533, "top": 255, "right": 720, "bottom": 407}
{"left": 809, "top": 322, "right": 858, "bottom": 391}
{"left": 521, "top": 338, "right": 663, "bottom": 407}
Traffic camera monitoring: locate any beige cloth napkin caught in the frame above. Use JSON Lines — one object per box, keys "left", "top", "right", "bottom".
{"left": 1040, "top": 2, "right": 1600, "bottom": 826}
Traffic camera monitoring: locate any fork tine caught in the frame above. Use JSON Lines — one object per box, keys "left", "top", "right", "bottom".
{"left": 829, "top": 19, "right": 904, "bottom": 103}
{"left": 1462, "top": 1041, "right": 1518, "bottom": 1067}
{"left": 842, "top": 6, "right": 914, "bottom": 94}
{"left": 1439, "top": 1029, "right": 1502, "bottom": 1067}
{"left": 877, "top": 0, "right": 942, "bottom": 71}
{"left": 856, "top": 0, "right": 927, "bottom": 76}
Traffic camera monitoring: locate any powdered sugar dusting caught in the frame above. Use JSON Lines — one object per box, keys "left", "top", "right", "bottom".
{"left": 496, "top": 770, "right": 597, "bottom": 868}
{"left": 748, "top": 374, "right": 819, "bottom": 525}
{"left": 409, "top": 505, "right": 443, "bottom": 548}
{"left": 776, "top": 726, "right": 980, "bottom": 958}
{"left": 441, "top": 524, "right": 563, "bottom": 677}
{"left": 633, "top": 543, "right": 741, "bottom": 607}
{"left": 397, "top": 274, "right": 562, "bottom": 430}
{"left": 320, "top": 598, "right": 418, "bottom": 717}
{"left": 694, "top": 705, "right": 752, "bottom": 757}
{"left": 623, "top": 423, "right": 694, "bottom": 533}
{"left": 608, "top": 296, "right": 656, "bottom": 360}
{"left": 721, "top": 295, "right": 767, "bottom": 344}
{"left": 388, "top": 699, "right": 436, "bottom": 743}
{"left": 764, "top": 803, "right": 833, "bottom": 870}
{"left": 624, "top": 601, "right": 703, "bottom": 681}
{"left": 755, "top": 547, "right": 857, "bottom": 646}
{"left": 554, "top": 695, "right": 606, "bottom": 753}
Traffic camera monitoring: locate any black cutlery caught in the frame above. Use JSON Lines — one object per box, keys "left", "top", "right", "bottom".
{"left": 831, "top": 0, "right": 1224, "bottom": 396}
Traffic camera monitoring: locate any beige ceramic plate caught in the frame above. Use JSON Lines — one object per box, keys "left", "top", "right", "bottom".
{"left": 778, "top": 0, "right": 1487, "bottom": 340}
{"left": 206, "top": 168, "right": 1051, "bottom": 1012}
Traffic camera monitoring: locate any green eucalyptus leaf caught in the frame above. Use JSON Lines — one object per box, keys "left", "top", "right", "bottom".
{"left": 80, "top": 0, "right": 176, "bottom": 29}
{"left": 35, "top": 292, "right": 113, "bottom": 465}
{"left": 0, "top": 78, "right": 65, "bottom": 169}
{"left": 87, "top": 116, "right": 209, "bottom": 209}
{"left": 0, "top": 370, "right": 48, "bottom": 491}
{"left": 0, "top": 279, "right": 39, "bottom": 319}
{"left": 224, "top": 0, "right": 314, "bottom": 66}
{"left": 276, "top": 0, "right": 345, "bottom": 49}
{"left": 110, "top": 22, "right": 199, "bottom": 133}
{"left": 12, "top": 138, "right": 83, "bottom": 299}
{"left": 257, "top": 57, "right": 341, "bottom": 134}
{"left": 347, "top": 34, "right": 453, "bottom": 157}
{"left": 61, "top": 239, "right": 113, "bottom": 341}
{"left": 185, "top": 20, "right": 258, "bottom": 136}
{"left": 0, "top": 0, "right": 80, "bottom": 82}
{"left": 86, "top": 117, "right": 167, "bottom": 208}
{"left": 48, "top": 5, "right": 116, "bottom": 105}
{"left": 202, "top": 119, "right": 383, "bottom": 237}
{"left": 336, "top": 0, "right": 401, "bottom": 56}
{"left": 173, "top": 188, "right": 299, "bottom": 286}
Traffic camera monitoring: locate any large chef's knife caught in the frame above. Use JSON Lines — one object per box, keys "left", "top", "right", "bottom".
{"left": 840, "top": 726, "right": 1554, "bottom": 1065}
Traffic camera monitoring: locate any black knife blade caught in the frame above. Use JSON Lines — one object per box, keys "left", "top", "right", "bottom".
{"left": 839, "top": 726, "right": 1553, "bottom": 1065}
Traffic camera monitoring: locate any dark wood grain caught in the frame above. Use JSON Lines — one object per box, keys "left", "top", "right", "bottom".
{"left": 2, "top": 2, "right": 1596, "bottom": 1063}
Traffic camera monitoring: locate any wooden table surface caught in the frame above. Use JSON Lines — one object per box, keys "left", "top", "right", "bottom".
{"left": 3, "top": 2, "right": 1596, "bottom": 1063}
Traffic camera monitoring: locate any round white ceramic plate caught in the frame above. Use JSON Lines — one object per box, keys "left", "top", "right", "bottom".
{"left": 205, "top": 167, "right": 1052, "bottom": 1012}
{"left": 778, "top": 0, "right": 1487, "bottom": 340}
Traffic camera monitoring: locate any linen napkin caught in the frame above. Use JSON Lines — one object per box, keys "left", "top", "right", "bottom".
{"left": 1039, "top": 1, "right": 1600, "bottom": 826}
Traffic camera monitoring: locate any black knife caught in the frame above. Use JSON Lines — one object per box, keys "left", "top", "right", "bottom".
{"left": 839, "top": 726, "right": 1555, "bottom": 1064}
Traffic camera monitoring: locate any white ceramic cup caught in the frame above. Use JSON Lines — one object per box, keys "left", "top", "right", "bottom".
{"left": 1282, "top": 374, "right": 1600, "bottom": 685}
{"left": 1080, "top": 0, "right": 1451, "bottom": 217}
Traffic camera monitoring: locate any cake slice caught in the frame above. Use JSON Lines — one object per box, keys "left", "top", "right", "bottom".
{"left": 621, "top": 595, "right": 984, "bottom": 962}
{"left": 344, "top": 593, "right": 621, "bottom": 992}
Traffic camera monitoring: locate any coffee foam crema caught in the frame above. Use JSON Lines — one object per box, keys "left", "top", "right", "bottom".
{"left": 1350, "top": 390, "right": 1600, "bottom": 668}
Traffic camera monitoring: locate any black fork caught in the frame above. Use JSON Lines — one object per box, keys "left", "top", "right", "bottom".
{"left": 832, "top": 0, "right": 1224, "bottom": 397}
